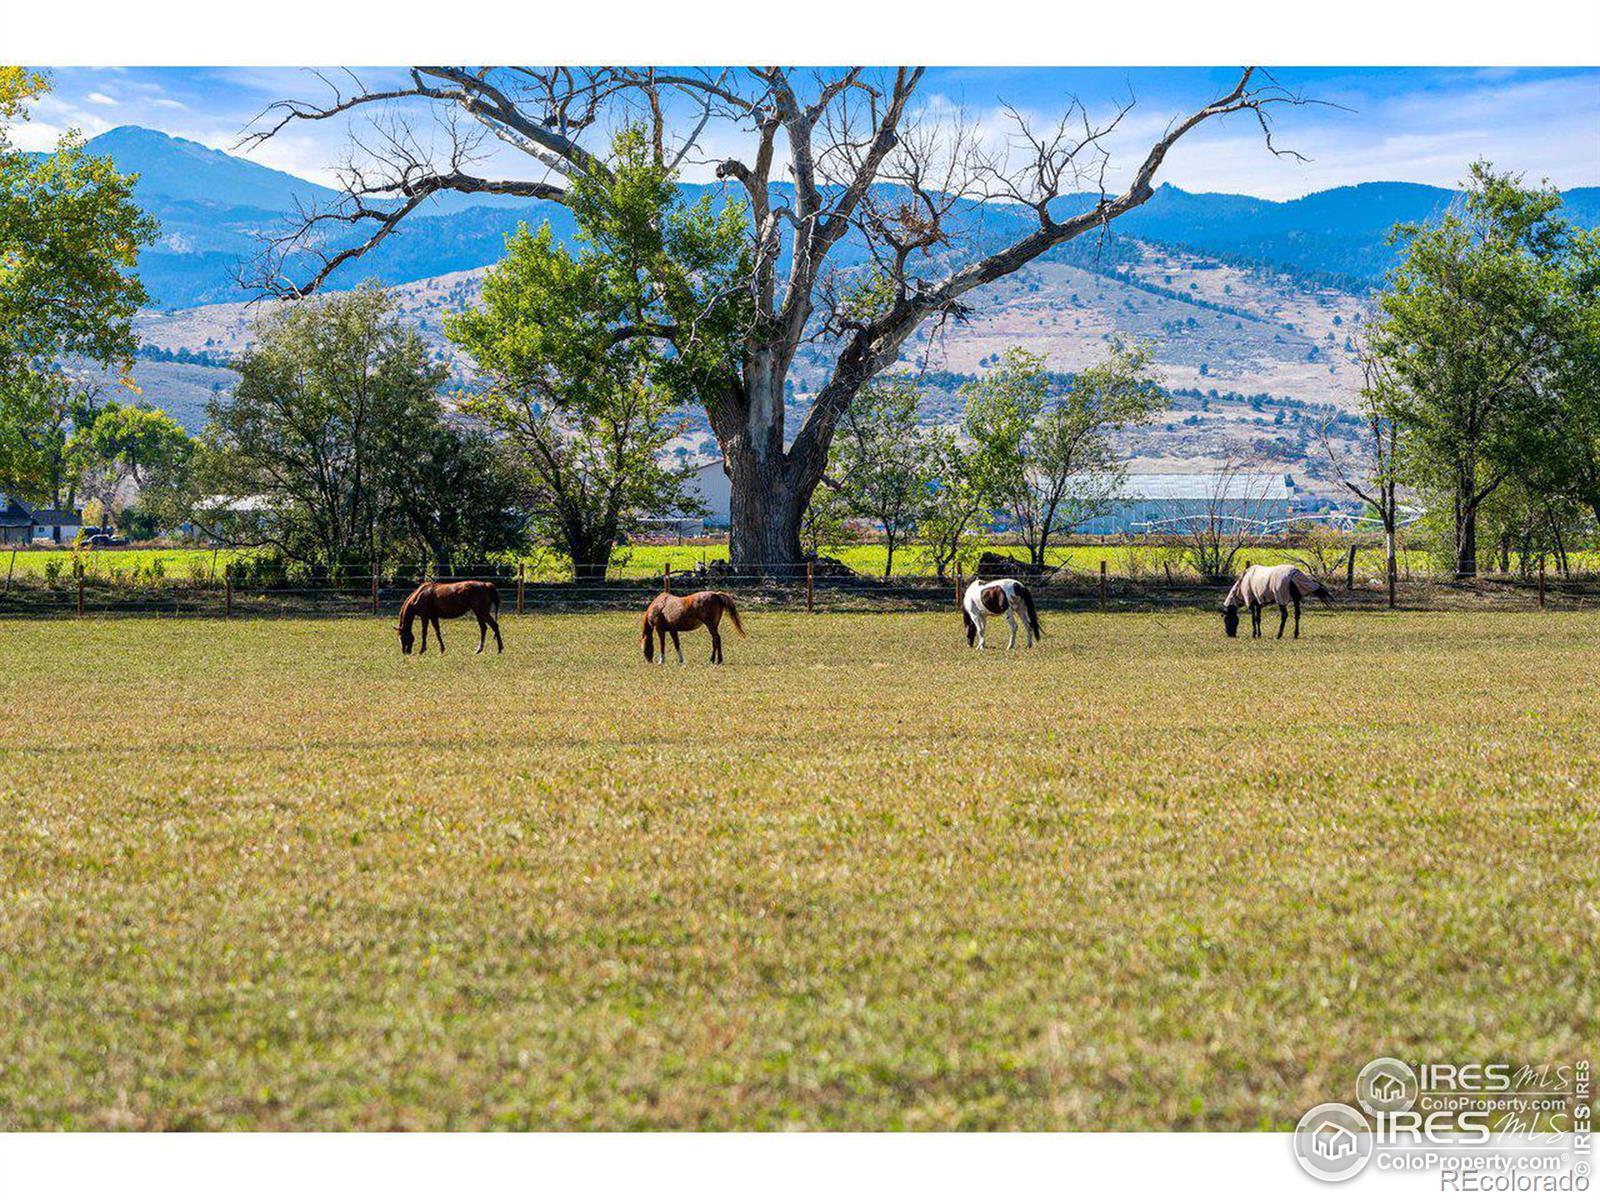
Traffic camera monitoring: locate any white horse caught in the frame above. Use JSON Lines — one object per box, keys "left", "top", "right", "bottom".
{"left": 1221, "top": 563, "right": 1332, "bottom": 639}
{"left": 962, "top": 577, "right": 1043, "bottom": 650}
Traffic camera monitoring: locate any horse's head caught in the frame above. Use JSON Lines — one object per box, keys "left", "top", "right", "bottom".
{"left": 1220, "top": 604, "right": 1240, "bottom": 638}
{"left": 397, "top": 599, "right": 417, "bottom": 654}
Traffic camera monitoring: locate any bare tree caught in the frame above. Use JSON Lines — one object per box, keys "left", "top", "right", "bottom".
{"left": 1167, "top": 451, "right": 1283, "bottom": 579}
{"left": 241, "top": 66, "right": 1312, "bottom": 571}
{"left": 1322, "top": 335, "right": 1404, "bottom": 607}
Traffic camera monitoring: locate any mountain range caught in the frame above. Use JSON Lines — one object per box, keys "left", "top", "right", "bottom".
{"left": 66, "top": 127, "right": 1599, "bottom": 495}
{"left": 87, "top": 126, "right": 1600, "bottom": 310}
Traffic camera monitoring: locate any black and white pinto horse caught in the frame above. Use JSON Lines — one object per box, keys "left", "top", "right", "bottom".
{"left": 962, "top": 578, "right": 1043, "bottom": 650}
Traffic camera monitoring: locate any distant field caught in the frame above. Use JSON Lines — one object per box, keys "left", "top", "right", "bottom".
{"left": 1, "top": 611, "right": 1593, "bottom": 1130}
{"left": 7, "top": 540, "right": 1591, "bottom": 584}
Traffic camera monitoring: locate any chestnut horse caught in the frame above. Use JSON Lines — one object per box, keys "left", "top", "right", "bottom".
{"left": 641, "top": 590, "right": 746, "bottom": 665}
{"left": 397, "top": 580, "right": 502, "bottom": 655}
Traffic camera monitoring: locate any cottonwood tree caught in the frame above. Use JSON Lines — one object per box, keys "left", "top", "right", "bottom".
{"left": 243, "top": 66, "right": 1310, "bottom": 571}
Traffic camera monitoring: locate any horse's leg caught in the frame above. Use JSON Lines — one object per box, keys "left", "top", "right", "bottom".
{"left": 657, "top": 627, "right": 667, "bottom": 666}
{"left": 710, "top": 625, "right": 723, "bottom": 664}
{"left": 1251, "top": 604, "right": 1262, "bottom": 638}
{"left": 1005, "top": 609, "right": 1018, "bottom": 650}
{"left": 1293, "top": 596, "right": 1301, "bottom": 639}
{"left": 419, "top": 615, "right": 429, "bottom": 654}
{"left": 433, "top": 615, "right": 445, "bottom": 654}
{"left": 476, "top": 610, "right": 488, "bottom": 654}
{"left": 670, "top": 629, "right": 684, "bottom": 665}
{"left": 976, "top": 614, "right": 986, "bottom": 650}
{"left": 1276, "top": 603, "right": 1288, "bottom": 639}
{"left": 489, "top": 611, "right": 503, "bottom": 653}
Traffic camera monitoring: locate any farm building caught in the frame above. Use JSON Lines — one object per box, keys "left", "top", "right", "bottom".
{"left": 1073, "top": 472, "right": 1296, "bottom": 535}
{"left": 656, "top": 467, "right": 1296, "bottom": 537}
{"left": 0, "top": 496, "right": 84, "bottom": 544}
{"left": 672, "top": 458, "right": 733, "bottom": 528}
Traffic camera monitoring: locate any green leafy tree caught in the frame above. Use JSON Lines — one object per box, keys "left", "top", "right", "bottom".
{"left": 0, "top": 368, "right": 101, "bottom": 507}
{"left": 964, "top": 343, "right": 1163, "bottom": 569}
{"left": 200, "top": 285, "right": 512, "bottom": 571}
{"left": 831, "top": 376, "right": 935, "bottom": 578}
{"left": 1373, "top": 162, "right": 1575, "bottom": 577}
{"left": 447, "top": 133, "right": 716, "bottom": 579}
{"left": 0, "top": 70, "right": 156, "bottom": 500}
{"left": 376, "top": 409, "right": 530, "bottom": 576}
{"left": 67, "top": 401, "right": 195, "bottom": 530}
{"left": 1528, "top": 224, "right": 1600, "bottom": 529}
{"left": 798, "top": 478, "right": 856, "bottom": 560}
{"left": 916, "top": 432, "right": 989, "bottom": 581}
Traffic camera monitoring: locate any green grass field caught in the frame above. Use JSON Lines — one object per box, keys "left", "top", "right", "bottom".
{"left": 7, "top": 539, "right": 1594, "bottom": 587}
{"left": 0, "top": 610, "right": 1594, "bottom": 1130}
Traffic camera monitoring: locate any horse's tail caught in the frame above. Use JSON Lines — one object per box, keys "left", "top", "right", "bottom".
{"left": 1018, "top": 582, "right": 1043, "bottom": 640}
{"left": 641, "top": 609, "right": 654, "bottom": 661}
{"left": 718, "top": 594, "right": 747, "bottom": 637}
{"left": 486, "top": 581, "right": 501, "bottom": 614}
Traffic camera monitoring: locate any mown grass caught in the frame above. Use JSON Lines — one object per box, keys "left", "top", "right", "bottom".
{"left": 0, "top": 610, "right": 1594, "bottom": 1130}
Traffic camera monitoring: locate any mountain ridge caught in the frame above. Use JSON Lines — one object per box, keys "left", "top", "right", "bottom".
{"left": 83, "top": 126, "right": 1600, "bottom": 309}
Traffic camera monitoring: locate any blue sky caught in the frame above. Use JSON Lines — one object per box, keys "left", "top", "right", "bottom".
{"left": 17, "top": 65, "right": 1600, "bottom": 200}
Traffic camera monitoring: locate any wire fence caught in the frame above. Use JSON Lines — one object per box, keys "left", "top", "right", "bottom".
{"left": 2, "top": 555, "right": 1597, "bottom": 619}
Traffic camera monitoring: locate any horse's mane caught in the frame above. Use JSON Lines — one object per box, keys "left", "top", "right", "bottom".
{"left": 397, "top": 583, "right": 428, "bottom": 632}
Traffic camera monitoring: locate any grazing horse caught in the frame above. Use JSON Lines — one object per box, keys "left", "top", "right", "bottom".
{"left": 962, "top": 577, "right": 1043, "bottom": 650}
{"left": 1220, "top": 563, "right": 1331, "bottom": 639}
{"left": 642, "top": 590, "right": 746, "bottom": 665}
{"left": 397, "top": 580, "right": 503, "bottom": 655}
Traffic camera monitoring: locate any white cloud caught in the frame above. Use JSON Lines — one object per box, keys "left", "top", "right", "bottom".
{"left": 151, "top": 97, "right": 188, "bottom": 111}
{"left": 85, "top": 91, "right": 118, "bottom": 107}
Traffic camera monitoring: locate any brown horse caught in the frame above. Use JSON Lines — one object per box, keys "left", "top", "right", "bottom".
{"left": 641, "top": 590, "right": 746, "bottom": 665}
{"left": 397, "top": 580, "right": 503, "bottom": 655}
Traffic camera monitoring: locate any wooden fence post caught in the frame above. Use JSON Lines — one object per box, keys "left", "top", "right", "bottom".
{"left": 4, "top": 545, "right": 15, "bottom": 593}
{"left": 955, "top": 566, "right": 963, "bottom": 607}
{"left": 371, "top": 562, "right": 379, "bottom": 615}
{"left": 1099, "top": 560, "right": 1107, "bottom": 611}
{"left": 77, "top": 570, "right": 84, "bottom": 617}
{"left": 1345, "top": 544, "right": 1357, "bottom": 591}
{"left": 1539, "top": 558, "right": 1546, "bottom": 610}
{"left": 1163, "top": 562, "right": 1174, "bottom": 586}
{"left": 805, "top": 560, "right": 814, "bottom": 613}
{"left": 225, "top": 569, "right": 232, "bottom": 618}
{"left": 663, "top": 561, "right": 671, "bottom": 594}
{"left": 517, "top": 562, "right": 526, "bottom": 617}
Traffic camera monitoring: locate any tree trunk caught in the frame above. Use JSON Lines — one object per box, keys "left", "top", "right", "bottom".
{"left": 565, "top": 526, "right": 614, "bottom": 581}
{"left": 1384, "top": 523, "right": 1397, "bottom": 609}
{"left": 1455, "top": 503, "right": 1479, "bottom": 578}
{"left": 727, "top": 448, "right": 806, "bottom": 579}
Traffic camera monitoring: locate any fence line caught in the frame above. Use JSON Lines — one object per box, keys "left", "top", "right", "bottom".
{"left": 2, "top": 559, "right": 1596, "bottom": 619}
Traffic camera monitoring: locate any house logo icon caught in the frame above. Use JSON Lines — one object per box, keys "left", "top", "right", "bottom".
{"left": 1313, "top": 1120, "right": 1359, "bottom": 1160}
{"left": 1357, "top": 1056, "right": 1419, "bottom": 1115}
{"left": 1293, "top": 1102, "right": 1374, "bottom": 1182}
